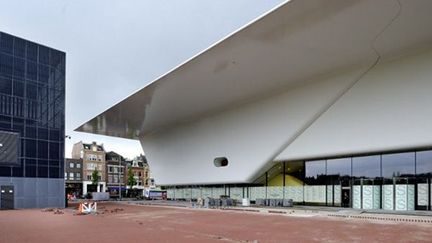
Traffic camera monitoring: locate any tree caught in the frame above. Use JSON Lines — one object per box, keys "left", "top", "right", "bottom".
{"left": 127, "top": 167, "right": 137, "bottom": 196}
{"left": 91, "top": 168, "right": 99, "bottom": 185}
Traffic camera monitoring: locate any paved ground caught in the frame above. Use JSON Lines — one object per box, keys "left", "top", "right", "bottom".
{"left": 1, "top": 202, "right": 432, "bottom": 243}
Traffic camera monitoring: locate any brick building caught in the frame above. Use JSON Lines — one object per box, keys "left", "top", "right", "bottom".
{"left": 72, "top": 141, "right": 106, "bottom": 195}
{"left": 105, "top": 151, "right": 126, "bottom": 197}
{"left": 64, "top": 158, "right": 83, "bottom": 196}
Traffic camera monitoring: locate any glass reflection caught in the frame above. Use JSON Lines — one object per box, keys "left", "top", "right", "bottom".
{"left": 353, "top": 155, "right": 381, "bottom": 179}
{"left": 382, "top": 152, "right": 415, "bottom": 178}
{"left": 416, "top": 151, "right": 432, "bottom": 176}
{"left": 305, "top": 160, "right": 326, "bottom": 185}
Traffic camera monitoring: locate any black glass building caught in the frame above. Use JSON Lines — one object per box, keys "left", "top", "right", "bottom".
{"left": 0, "top": 31, "right": 65, "bottom": 208}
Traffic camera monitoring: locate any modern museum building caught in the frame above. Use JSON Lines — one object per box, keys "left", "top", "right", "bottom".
{"left": 0, "top": 31, "right": 65, "bottom": 209}
{"left": 78, "top": 0, "right": 432, "bottom": 211}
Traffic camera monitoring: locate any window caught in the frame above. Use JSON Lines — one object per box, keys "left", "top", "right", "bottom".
{"left": 76, "top": 173, "right": 81, "bottom": 179}
{"left": 69, "top": 173, "right": 74, "bottom": 180}
{"left": 64, "top": 172, "right": 67, "bottom": 178}
{"left": 353, "top": 155, "right": 381, "bottom": 179}
{"left": 326, "top": 158, "right": 351, "bottom": 177}
{"left": 382, "top": 152, "right": 415, "bottom": 178}
{"left": 87, "top": 175, "right": 91, "bottom": 180}
{"left": 69, "top": 162, "right": 74, "bottom": 168}
{"left": 76, "top": 163, "right": 81, "bottom": 169}
{"left": 87, "top": 163, "right": 95, "bottom": 170}
{"left": 416, "top": 151, "right": 432, "bottom": 176}
{"left": 108, "top": 166, "right": 114, "bottom": 173}
{"left": 305, "top": 160, "right": 326, "bottom": 185}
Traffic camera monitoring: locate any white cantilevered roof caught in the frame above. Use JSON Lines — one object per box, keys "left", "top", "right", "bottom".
{"left": 76, "top": 0, "right": 432, "bottom": 138}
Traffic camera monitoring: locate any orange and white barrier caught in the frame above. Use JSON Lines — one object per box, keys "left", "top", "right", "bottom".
{"left": 78, "top": 202, "right": 97, "bottom": 214}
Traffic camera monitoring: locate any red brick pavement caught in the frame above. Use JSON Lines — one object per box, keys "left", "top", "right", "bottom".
{"left": 0, "top": 202, "right": 431, "bottom": 243}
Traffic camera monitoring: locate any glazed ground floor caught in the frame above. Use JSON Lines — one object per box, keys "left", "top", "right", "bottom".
{"left": 166, "top": 148, "right": 432, "bottom": 211}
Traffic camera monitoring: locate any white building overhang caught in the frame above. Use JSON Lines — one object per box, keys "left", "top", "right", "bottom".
{"left": 76, "top": 0, "right": 432, "bottom": 139}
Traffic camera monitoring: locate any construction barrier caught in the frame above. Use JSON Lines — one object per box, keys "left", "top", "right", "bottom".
{"left": 78, "top": 202, "right": 97, "bottom": 214}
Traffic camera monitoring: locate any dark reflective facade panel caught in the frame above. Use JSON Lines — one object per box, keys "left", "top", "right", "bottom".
{"left": 0, "top": 31, "right": 65, "bottom": 179}
{"left": 353, "top": 155, "right": 381, "bottom": 179}
{"left": 326, "top": 158, "right": 351, "bottom": 177}
{"left": 416, "top": 150, "right": 432, "bottom": 176}
{"left": 382, "top": 152, "right": 415, "bottom": 178}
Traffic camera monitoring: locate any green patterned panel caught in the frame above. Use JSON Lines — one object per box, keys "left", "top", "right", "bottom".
{"left": 352, "top": 185, "right": 361, "bottom": 209}
{"left": 395, "top": 184, "right": 408, "bottom": 210}
{"left": 212, "top": 188, "right": 225, "bottom": 198}
{"left": 191, "top": 188, "right": 201, "bottom": 199}
{"left": 184, "top": 188, "right": 192, "bottom": 200}
{"left": 250, "top": 187, "right": 266, "bottom": 200}
{"left": 167, "top": 189, "right": 175, "bottom": 199}
{"left": 418, "top": 183, "right": 429, "bottom": 206}
{"left": 362, "top": 185, "right": 372, "bottom": 209}
{"left": 334, "top": 186, "right": 341, "bottom": 204}
{"left": 267, "top": 186, "right": 283, "bottom": 199}
{"left": 407, "top": 184, "right": 415, "bottom": 210}
{"left": 284, "top": 186, "right": 304, "bottom": 202}
{"left": 175, "top": 188, "right": 184, "bottom": 199}
{"left": 304, "top": 185, "right": 326, "bottom": 203}
{"left": 201, "top": 188, "right": 212, "bottom": 198}
{"left": 382, "top": 185, "right": 394, "bottom": 210}
{"left": 326, "top": 185, "right": 333, "bottom": 205}
{"left": 230, "top": 187, "right": 243, "bottom": 200}
{"left": 373, "top": 186, "right": 381, "bottom": 209}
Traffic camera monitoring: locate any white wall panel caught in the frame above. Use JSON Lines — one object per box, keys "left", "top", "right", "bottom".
{"left": 142, "top": 68, "right": 365, "bottom": 185}
{"left": 277, "top": 50, "right": 432, "bottom": 161}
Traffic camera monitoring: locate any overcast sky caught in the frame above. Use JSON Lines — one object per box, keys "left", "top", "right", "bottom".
{"left": 0, "top": 0, "right": 283, "bottom": 159}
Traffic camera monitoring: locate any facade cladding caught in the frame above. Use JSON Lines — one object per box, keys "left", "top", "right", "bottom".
{"left": 0, "top": 31, "right": 65, "bottom": 208}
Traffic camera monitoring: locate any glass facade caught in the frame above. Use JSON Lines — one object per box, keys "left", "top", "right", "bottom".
{"left": 166, "top": 148, "right": 432, "bottom": 212}
{"left": 0, "top": 31, "right": 65, "bottom": 179}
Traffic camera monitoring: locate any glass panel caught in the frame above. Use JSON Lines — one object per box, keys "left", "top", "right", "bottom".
{"left": 327, "top": 158, "right": 351, "bottom": 177}
{"left": 13, "top": 38, "right": 26, "bottom": 58}
{"left": 0, "top": 77, "right": 12, "bottom": 95}
{"left": 382, "top": 152, "right": 415, "bottom": 178}
{"left": 353, "top": 155, "right": 381, "bottom": 179}
{"left": 0, "top": 33, "right": 14, "bottom": 54}
{"left": 416, "top": 150, "right": 432, "bottom": 176}
{"left": 305, "top": 160, "right": 326, "bottom": 185}
{"left": 267, "top": 163, "right": 283, "bottom": 186}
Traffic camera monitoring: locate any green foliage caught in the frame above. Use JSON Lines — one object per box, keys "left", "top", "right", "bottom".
{"left": 127, "top": 167, "right": 137, "bottom": 189}
{"left": 91, "top": 168, "right": 99, "bottom": 185}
